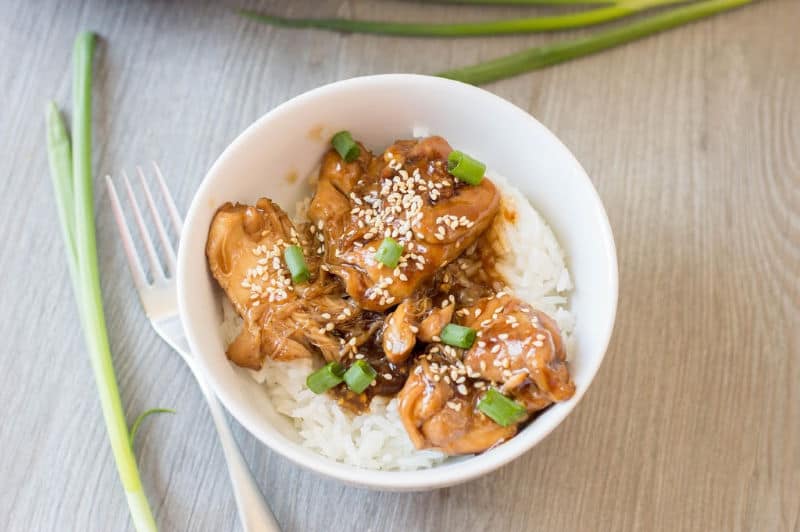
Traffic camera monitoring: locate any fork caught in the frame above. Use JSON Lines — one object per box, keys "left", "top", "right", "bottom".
{"left": 106, "top": 163, "right": 281, "bottom": 532}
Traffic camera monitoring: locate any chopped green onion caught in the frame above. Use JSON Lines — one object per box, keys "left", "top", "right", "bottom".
{"left": 343, "top": 360, "right": 377, "bottom": 393}
{"left": 331, "top": 130, "right": 360, "bottom": 162}
{"left": 284, "top": 245, "right": 309, "bottom": 284}
{"left": 478, "top": 388, "right": 527, "bottom": 427}
{"left": 447, "top": 151, "right": 486, "bottom": 185}
{"left": 440, "top": 323, "right": 477, "bottom": 349}
{"left": 374, "top": 237, "right": 403, "bottom": 268}
{"left": 438, "top": 0, "right": 752, "bottom": 85}
{"left": 306, "top": 362, "right": 345, "bottom": 394}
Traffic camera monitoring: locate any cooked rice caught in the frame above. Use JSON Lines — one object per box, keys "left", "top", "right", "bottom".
{"left": 219, "top": 167, "right": 574, "bottom": 470}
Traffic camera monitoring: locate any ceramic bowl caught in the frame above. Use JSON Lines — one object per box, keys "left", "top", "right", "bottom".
{"left": 177, "top": 74, "right": 618, "bottom": 491}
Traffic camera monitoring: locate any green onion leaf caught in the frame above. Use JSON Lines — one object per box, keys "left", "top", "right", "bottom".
{"left": 431, "top": 0, "right": 616, "bottom": 4}
{"left": 440, "top": 323, "right": 477, "bottom": 349}
{"left": 478, "top": 388, "right": 527, "bottom": 427}
{"left": 129, "top": 408, "right": 176, "bottom": 444}
{"left": 240, "top": 0, "right": 688, "bottom": 38}
{"left": 284, "top": 245, "right": 310, "bottom": 284}
{"left": 331, "top": 130, "right": 360, "bottom": 162}
{"left": 374, "top": 237, "right": 403, "bottom": 268}
{"left": 438, "top": 0, "right": 753, "bottom": 85}
{"left": 343, "top": 360, "right": 377, "bottom": 393}
{"left": 46, "top": 102, "right": 78, "bottom": 286}
{"left": 307, "top": 362, "right": 346, "bottom": 394}
{"left": 447, "top": 151, "right": 486, "bottom": 185}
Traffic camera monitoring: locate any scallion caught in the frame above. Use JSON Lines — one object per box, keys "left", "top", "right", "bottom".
{"left": 240, "top": 0, "right": 689, "bottom": 38}
{"left": 374, "top": 237, "right": 403, "bottom": 268}
{"left": 331, "top": 130, "right": 360, "bottom": 162}
{"left": 438, "top": 0, "right": 752, "bottom": 85}
{"left": 447, "top": 150, "right": 486, "bottom": 185}
{"left": 478, "top": 388, "right": 527, "bottom": 427}
{"left": 431, "top": 0, "right": 615, "bottom": 4}
{"left": 440, "top": 323, "right": 477, "bottom": 349}
{"left": 343, "top": 360, "right": 377, "bottom": 393}
{"left": 46, "top": 31, "right": 159, "bottom": 532}
{"left": 129, "top": 408, "right": 176, "bottom": 444}
{"left": 284, "top": 245, "right": 310, "bottom": 284}
{"left": 307, "top": 362, "right": 346, "bottom": 393}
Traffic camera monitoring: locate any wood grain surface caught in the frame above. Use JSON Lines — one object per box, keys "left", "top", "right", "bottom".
{"left": 1, "top": 1, "right": 797, "bottom": 531}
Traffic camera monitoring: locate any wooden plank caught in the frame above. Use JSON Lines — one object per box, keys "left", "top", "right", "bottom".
{"left": 0, "top": 0, "right": 797, "bottom": 530}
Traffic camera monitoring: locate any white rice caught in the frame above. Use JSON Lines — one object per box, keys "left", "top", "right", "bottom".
{"left": 219, "top": 168, "right": 574, "bottom": 470}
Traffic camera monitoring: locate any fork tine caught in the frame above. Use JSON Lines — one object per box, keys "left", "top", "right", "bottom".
{"left": 137, "top": 166, "right": 176, "bottom": 276}
{"left": 152, "top": 162, "right": 184, "bottom": 234}
{"left": 105, "top": 175, "right": 147, "bottom": 290}
{"left": 121, "top": 170, "right": 165, "bottom": 281}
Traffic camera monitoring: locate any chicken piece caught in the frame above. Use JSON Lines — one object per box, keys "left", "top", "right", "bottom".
{"left": 382, "top": 300, "right": 416, "bottom": 364}
{"left": 206, "top": 199, "right": 353, "bottom": 369}
{"left": 417, "top": 304, "right": 454, "bottom": 343}
{"left": 308, "top": 136, "right": 501, "bottom": 311}
{"left": 397, "top": 356, "right": 516, "bottom": 454}
{"left": 462, "top": 293, "right": 575, "bottom": 404}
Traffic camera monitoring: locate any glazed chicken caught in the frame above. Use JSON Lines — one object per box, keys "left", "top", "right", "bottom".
{"left": 308, "top": 136, "right": 500, "bottom": 312}
{"left": 206, "top": 199, "right": 356, "bottom": 369}
{"left": 398, "top": 355, "right": 516, "bottom": 454}
{"left": 207, "top": 132, "right": 576, "bottom": 456}
{"left": 396, "top": 292, "right": 575, "bottom": 453}
{"left": 461, "top": 293, "right": 575, "bottom": 404}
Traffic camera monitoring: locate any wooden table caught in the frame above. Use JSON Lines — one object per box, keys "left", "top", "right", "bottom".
{"left": 1, "top": 1, "right": 797, "bottom": 530}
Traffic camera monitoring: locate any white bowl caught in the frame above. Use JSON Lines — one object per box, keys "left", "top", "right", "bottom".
{"left": 177, "top": 74, "right": 618, "bottom": 491}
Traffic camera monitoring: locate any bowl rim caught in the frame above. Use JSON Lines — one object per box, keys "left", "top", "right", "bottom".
{"left": 177, "top": 73, "right": 618, "bottom": 490}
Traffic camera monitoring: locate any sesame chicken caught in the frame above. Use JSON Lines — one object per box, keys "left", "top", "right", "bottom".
{"left": 207, "top": 133, "right": 575, "bottom": 454}
{"left": 308, "top": 136, "right": 500, "bottom": 311}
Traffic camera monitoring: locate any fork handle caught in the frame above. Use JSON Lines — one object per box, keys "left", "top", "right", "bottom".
{"left": 154, "top": 317, "right": 281, "bottom": 532}
{"left": 196, "top": 372, "right": 282, "bottom": 532}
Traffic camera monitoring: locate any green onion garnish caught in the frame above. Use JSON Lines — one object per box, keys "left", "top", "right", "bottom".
{"left": 306, "top": 362, "right": 345, "bottom": 394}
{"left": 440, "top": 323, "right": 477, "bottom": 349}
{"left": 374, "top": 237, "right": 403, "bottom": 268}
{"left": 447, "top": 151, "right": 486, "bottom": 185}
{"left": 284, "top": 245, "right": 309, "bottom": 284}
{"left": 478, "top": 388, "right": 527, "bottom": 427}
{"left": 343, "top": 360, "right": 377, "bottom": 393}
{"left": 331, "top": 130, "right": 360, "bottom": 162}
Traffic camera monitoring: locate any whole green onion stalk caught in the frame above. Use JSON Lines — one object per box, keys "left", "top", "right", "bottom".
{"left": 240, "top": 0, "right": 690, "bottom": 37}
{"left": 427, "top": 0, "right": 615, "bottom": 4}
{"left": 439, "top": 0, "right": 753, "bottom": 84}
{"left": 46, "top": 31, "right": 159, "bottom": 532}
